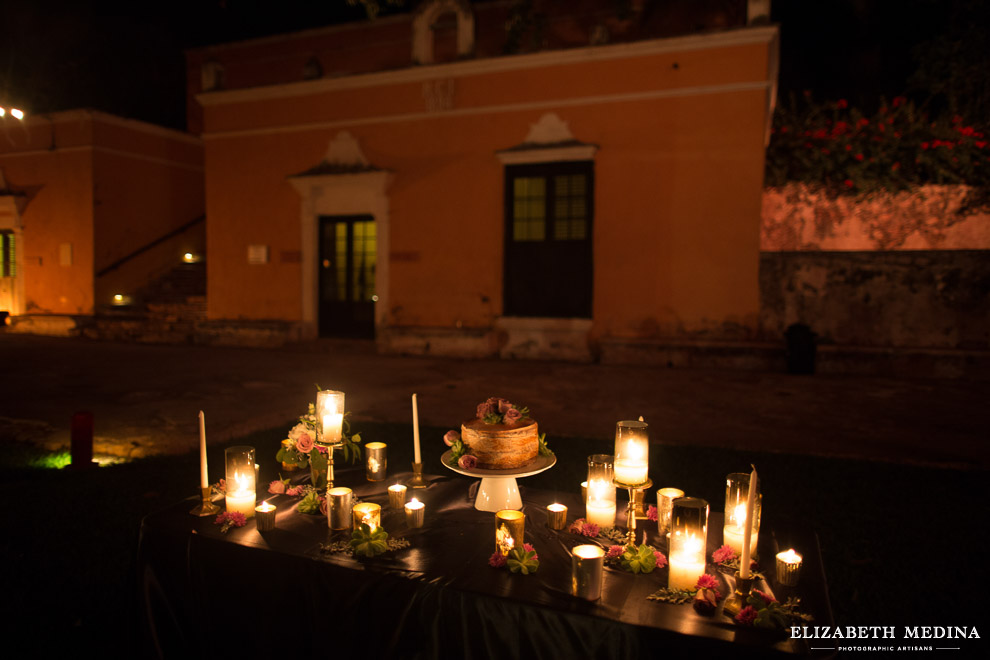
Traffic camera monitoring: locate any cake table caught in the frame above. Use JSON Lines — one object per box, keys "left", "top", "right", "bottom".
{"left": 441, "top": 450, "right": 556, "bottom": 512}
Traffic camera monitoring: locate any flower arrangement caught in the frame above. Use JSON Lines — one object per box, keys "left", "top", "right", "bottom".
{"left": 766, "top": 94, "right": 990, "bottom": 211}
{"left": 476, "top": 397, "right": 529, "bottom": 426}
{"left": 214, "top": 511, "right": 247, "bottom": 533}
{"left": 276, "top": 402, "right": 363, "bottom": 488}
{"left": 732, "top": 589, "right": 813, "bottom": 630}
{"left": 488, "top": 543, "right": 540, "bottom": 574}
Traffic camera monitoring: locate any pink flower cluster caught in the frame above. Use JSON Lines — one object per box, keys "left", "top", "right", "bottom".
{"left": 488, "top": 552, "right": 507, "bottom": 568}
{"left": 712, "top": 544, "right": 736, "bottom": 564}
{"left": 653, "top": 549, "right": 667, "bottom": 569}
{"left": 695, "top": 574, "right": 719, "bottom": 591}
{"left": 213, "top": 511, "right": 247, "bottom": 533}
{"left": 734, "top": 605, "right": 759, "bottom": 626}
{"left": 269, "top": 479, "right": 305, "bottom": 496}
{"left": 567, "top": 519, "right": 600, "bottom": 538}
{"left": 753, "top": 589, "right": 777, "bottom": 605}
{"left": 523, "top": 543, "right": 538, "bottom": 560}
{"left": 476, "top": 397, "right": 523, "bottom": 425}
{"left": 646, "top": 505, "right": 658, "bottom": 522}
{"left": 606, "top": 545, "right": 625, "bottom": 559}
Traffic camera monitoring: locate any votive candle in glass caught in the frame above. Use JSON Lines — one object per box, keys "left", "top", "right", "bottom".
{"left": 657, "top": 487, "right": 685, "bottom": 536}
{"left": 352, "top": 502, "right": 382, "bottom": 531}
{"left": 586, "top": 455, "right": 616, "bottom": 528}
{"left": 316, "top": 390, "right": 345, "bottom": 446}
{"left": 571, "top": 544, "right": 606, "bottom": 600}
{"left": 668, "top": 497, "right": 709, "bottom": 590}
{"left": 405, "top": 498, "right": 425, "bottom": 528}
{"left": 547, "top": 503, "right": 567, "bottom": 530}
{"left": 255, "top": 501, "right": 276, "bottom": 532}
{"left": 613, "top": 420, "right": 649, "bottom": 487}
{"left": 365, "top": 442, "right": 387, "bottom": 481}
{"left": 224, "top": 446, "right": 256, "bottom": 518}
{"left": 327, "top": 487, "right": 353, "bottom": 530}
{"left": 723, "top": 472, "right": 761, "bottom": 555}
{"left": 776, "top": 548, "right": 803, "bottom": 586}
{"left": 495, "top": 509, "right": 525, "bottom": 555}
{"left": 581, "top": 481, "right": 588, "bottom": 503}
{"left": 388, "top": 483, "right": 407, "bottom": 509}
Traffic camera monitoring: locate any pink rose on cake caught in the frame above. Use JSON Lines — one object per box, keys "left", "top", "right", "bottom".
{"left": 476, "top": 397, "right": 530, "bottom": 426}
{"left": 458, "top": 454, "right": 478, "bottom": 470}
{"left": 443, "top": 430, "right": 460, "bottom": 446}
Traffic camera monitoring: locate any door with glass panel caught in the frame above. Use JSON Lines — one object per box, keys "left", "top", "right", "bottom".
{"left": 318, "top": 215, "right": 376, "bottom": 338}
{"left": 503, "top": 161, "right": 594, "bottom": 318}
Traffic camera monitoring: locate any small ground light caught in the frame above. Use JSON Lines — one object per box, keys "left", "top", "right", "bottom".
{"left": 0, "top": 107, "right": 5, "bottom": 117}
{"left": 112, "top": 293, "right": 131, "bottom": 305}
{"left": 11, "top": 108, "right": 24, "bottom": 119}
{"left": 183, "top": 252, "right": 194, "bottom": 262}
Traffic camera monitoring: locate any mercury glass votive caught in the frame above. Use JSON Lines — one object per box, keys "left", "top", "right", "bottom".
{"left": 613, "top": 420, "right": 649, "bottom": 487}
{"left": 571, "top": 544, "right": 606, "bottom": 600}
{"left": 656, "top": 487, "right": 685, "bottom": 536}
{"left": 581, "top": 481, "right": 588, "bottom": 503}
{"left": 388, "top": 483, "right": 407, "bottom": 509}
{"left": 776, "top": 548, "right": 803, "bottom": 586}
{"left": 668, "top": 497, "right": 709, "bottom": 590}
{"left": 315, "top": 390, "right": 345, "bottom": 446}
{"left": 224, "top": 446, "right": 256, "bottom": 518}
{"left": 405, "top": 498, "right": 425, "bottom": 528}
{"left": 327, "top": 487, "right": 353, "bottom": 530}
{"left": 547, "top": 503, "right": 567, "bottom": 530}
{"left": 495, "top": 509, "right": 525, "bottom": 555}
{"left": 365, "top": 442, "right": 387, "bottom": 481}
{"left": 586, "top": 455, "right": 616, "bottom": 528}
{"left": 255, "top": 501, "right": 276, "bottom": 532}
{"left": 352, "top": 502, "right": 382, "bottom": 531}
{"left": 723, "top": 472, "right": 762, "bottom": 556}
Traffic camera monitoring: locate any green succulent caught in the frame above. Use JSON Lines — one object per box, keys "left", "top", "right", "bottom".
{"left": 621, "top": 544, "right": 658, "bottom": 574}
{"left": 350, "top": 523, "right": 389, "bottom": 558}
{"left": 297, "top": 490, "right": 323, "bottom": 515}
{"left": 506, "top": 546, "right": 539, "bottom": 574}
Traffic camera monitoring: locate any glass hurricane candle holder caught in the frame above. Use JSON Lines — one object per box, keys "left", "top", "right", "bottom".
{"left": 613, "top": 420, "right": 649, "bottom": 487}
{"left": 668, "top": 497, "right": 709, "bottom": 590}
{"left": 495, "top": 509, "right": 525, "bottom": 555}
{"left": 365, "top": 442, "right": 387, "bottom": 481}
{"left": 352, "top": 502, "right": 381, "bottom": 531}
{"left": 723, "top": 472, "right": 762, "bottom": 556}
{"left": 656, "top": 487, "right": 684, "bottom": 537}
{"left": 585, "top": 455, "right": 616, "bottom": 528}
{"left": 316, "top": 390, "right": 345, "bottom": 446}
{"left": 224, "top": 446, "right": 256, "bottom": 518}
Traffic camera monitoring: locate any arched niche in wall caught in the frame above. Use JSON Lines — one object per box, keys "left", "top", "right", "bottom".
{"left": 411, "top": 0, "right": 475, "bottom": 65}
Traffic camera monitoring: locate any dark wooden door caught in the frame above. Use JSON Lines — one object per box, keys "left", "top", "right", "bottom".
{"left": 318, "top": 215, "right": 376, "bottom": 338}
{"left": 503, "top": 161, "right": 594, "bottom": 318}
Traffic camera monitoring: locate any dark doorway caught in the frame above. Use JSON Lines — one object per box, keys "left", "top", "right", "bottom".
{"left": 503, "top": 161, "right": 594, "bottom": 318}
{"left": 318, "top": 215, "right": 376, "bottom": 338}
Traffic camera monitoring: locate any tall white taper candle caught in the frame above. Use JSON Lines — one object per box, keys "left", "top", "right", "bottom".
{"left": 412, "top": 393, "right": 421, "bottom": 464}
{"left": 198, "top": 410, "right": 208, "bottom": 489}
{"left": 739, "top": 465, "right": 758, "bottom": 579}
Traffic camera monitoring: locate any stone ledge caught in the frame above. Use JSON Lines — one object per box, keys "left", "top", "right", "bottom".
{"left": 4, "top": 315, "right": 79, "bottom": 337}
{"left": 377, "top": 326, "right": 496, "bottom": 358}
{"left": 600, "top": 337, "right": 784, "bottom": 371}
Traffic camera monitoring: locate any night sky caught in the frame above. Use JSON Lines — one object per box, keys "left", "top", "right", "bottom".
{"left": 0, "top": 0, "right": 984, "bottom": 131}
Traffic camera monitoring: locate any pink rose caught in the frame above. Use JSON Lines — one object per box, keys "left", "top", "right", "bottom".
{"left": 488, "top": 551, "right": 507, "bottom": 568}
{"left": 319, "top": 496, "right": 328, "bottom": 516}
{"left": 503, "top": 408, "right": 522, "bottom": 424}
{"left": 443, "top": 430, "right": 460, "bottom": 446}
{"left": 734, "top": 605, "right": 759, "bottom": 626}
{"left": 268, "top": 479, "right": 286, "bottom": 494}
{"left": 693, "top": 588, "right": 719, "bottom": 615}
{"left": 476, "top": 402, "right": 493, "bottom": 419}
{"left": 295, "top": 433, "right": 314, "bottom": 454}
{"left": 458, "top": 454, "right": 478, "bottom": 470}
{"left": 286, "top": 485, "right": 304, "bottom": 496}
{"left": 653, "top": 549, "right": 668, "bottom": 569}
{"left": 498, "top": 399, "right": 512, "bottom": 414}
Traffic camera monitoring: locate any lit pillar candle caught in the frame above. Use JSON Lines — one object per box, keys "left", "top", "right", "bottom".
{"left": 723, "top": 472, "right": 761, "bottom": 556}
{"left": 316, "top": 390, "right": 345, "bottom": 445}
{"left": 404, "top": 498, "right": 425, "bottom": 528}
{"left": 613, "top": 420, "right": 649, "bottom": 486}
{"left": 352, "top": 502, "right": 381, "bottom": 531}
{"left": 224, "top": 446, "right": 256, "bottom": 518}
{"left": 585, "top": 454, "right": 616, "bottom": 528}
{"left": 668, "top": 497, "right": 709, "bottom": 590}
{"left": 412, "top": 393, "right": 421, "bottom": 464}
{"left": 739, "top": 466, "right": 758, "bottom": 579}
{"left": 198, "top": 410, "right": 208, "bottom": 489}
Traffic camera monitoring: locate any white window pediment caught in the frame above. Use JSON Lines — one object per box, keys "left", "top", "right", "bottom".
{"left": 496, "top": 112, "right": 598, "bottom": 165}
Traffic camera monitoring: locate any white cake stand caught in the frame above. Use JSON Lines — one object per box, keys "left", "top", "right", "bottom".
{"left": 441, "top": 450, "right": 556, "bottom": 512}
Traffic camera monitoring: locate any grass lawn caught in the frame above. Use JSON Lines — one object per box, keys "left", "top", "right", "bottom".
{"left": 1, "top": 421, "right": 985, "bottom": 655}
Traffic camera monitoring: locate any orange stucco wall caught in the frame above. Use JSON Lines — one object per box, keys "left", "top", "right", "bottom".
{"left": 199, "top": 29, "right": 775, "bottom": 342}
{"left": 0, "top": 114, "right": 96, "bottom": 314}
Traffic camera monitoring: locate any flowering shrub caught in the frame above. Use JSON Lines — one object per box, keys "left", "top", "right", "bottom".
{"left": 766, "top": 95, "right": 989, "bottom": 211}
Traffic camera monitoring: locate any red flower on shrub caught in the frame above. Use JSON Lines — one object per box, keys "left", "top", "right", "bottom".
{"left": 844, "top": 179, "right": 854, "bottom": 188}
{"left": 836, "top": 99, "right": 848, "bottom": 108}
{"left": 921, "top": 142, "right": 930, "bottom": 150}
{"left": 855, "top": 153, "right": 864, "bottom": 162}
{"left": 893, "top": 96, "right": 906, "bottom": 107}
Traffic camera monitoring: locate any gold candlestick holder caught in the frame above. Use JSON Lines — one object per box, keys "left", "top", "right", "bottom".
{"left": 407, "top": 461, "right": 429, "bottom": 489}
{"left": 722, "top": 571, "right": 757, "bottom": 618}
{"left": 190, "top": 486, "right": 220, "bottom": 517}
{"left": 616, "top": 478, "right": 651, "bottom": 546}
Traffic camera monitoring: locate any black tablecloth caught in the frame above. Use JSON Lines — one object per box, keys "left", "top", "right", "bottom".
{"left": 138, "top": 467, "right": 833, "bottom": 659}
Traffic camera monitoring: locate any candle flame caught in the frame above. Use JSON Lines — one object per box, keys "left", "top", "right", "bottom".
{"left": 233, "top": 471, "right": 250, "bottom": 495}
{"left": 496, "top": 523, "right": 514, "bottom": 555}
{"left": 779, "top": 548, "right": 801, "bottom": 563}
{"left": 411, "top": 497, "right": 419, "bottom": 505}
{"left": 588, "top": 478, "right": 610, "bottom": 501}
{"left": 733, "top": 503, "right": 748, "bottom": 529}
